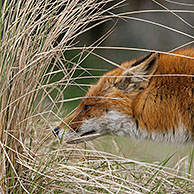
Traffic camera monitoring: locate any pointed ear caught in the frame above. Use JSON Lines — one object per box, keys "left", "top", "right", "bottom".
{"left": 115, "top": 53, "right": 159, "bottom": 92}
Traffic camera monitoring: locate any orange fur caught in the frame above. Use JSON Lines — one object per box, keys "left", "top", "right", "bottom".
{"left": 56, "top": 48, "right": 194, "bottom": 143}
{"left": 135, "top": 49, "right": 194, "bottom": 134}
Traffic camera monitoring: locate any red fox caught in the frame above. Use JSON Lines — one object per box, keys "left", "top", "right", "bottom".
{"left": 54, "top": 48, "right": 194, "bottom": 144}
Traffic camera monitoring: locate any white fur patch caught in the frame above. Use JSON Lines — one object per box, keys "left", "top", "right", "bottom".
{"left": 80, "top": 110, "right": 193, "bottom": 143}
{"left": 58, "top": 110, "right": 193, "bottom": 143}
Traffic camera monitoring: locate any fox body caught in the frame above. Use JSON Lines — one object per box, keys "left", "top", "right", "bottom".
{"left": 54, "top": 48, "right": 194, "bottom": 144}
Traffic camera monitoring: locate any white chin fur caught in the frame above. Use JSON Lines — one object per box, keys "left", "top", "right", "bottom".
{"left": 57, "top": 128, "right": 77, "bottom": 140}
{"left": 57, "top": 129, "right": 64, "bottom": 139}
{"left": 58, "top": 110, "right": 192, "bottom": 144}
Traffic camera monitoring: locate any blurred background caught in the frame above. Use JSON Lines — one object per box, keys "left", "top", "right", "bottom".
{"left": 54, "top": 0, "right": 194, "bottom": 165}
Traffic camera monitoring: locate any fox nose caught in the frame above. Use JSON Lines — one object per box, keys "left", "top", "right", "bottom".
{"left": 53, "top": 127, "right": 60, "bottom": 136}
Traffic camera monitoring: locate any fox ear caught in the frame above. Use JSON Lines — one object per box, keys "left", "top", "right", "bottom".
{"left": 115, "top": 53, "right": 159, "bottom": 92}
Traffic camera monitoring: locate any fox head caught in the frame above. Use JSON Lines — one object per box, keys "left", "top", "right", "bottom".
{"left": 53, "top": 53, "right": 160, "bottom": 144}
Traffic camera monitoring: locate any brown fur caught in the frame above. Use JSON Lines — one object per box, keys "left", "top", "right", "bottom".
{"left": 57, "top": 48, "right": 194, "bottom": 142}
{"left": 134, "top": 49, "right": 194, "bottom": 134}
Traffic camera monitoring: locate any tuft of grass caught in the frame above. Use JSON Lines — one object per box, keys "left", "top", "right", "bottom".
{"left": 14, "top": 147, "right": 194, "bottom": 193}
{"left": 0, "top": 0, "right": 118, "bottom": 193}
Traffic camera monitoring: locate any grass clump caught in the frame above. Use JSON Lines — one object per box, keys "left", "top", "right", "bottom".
{"left": 0, "top": 0, "right": 116, "bottom": 193}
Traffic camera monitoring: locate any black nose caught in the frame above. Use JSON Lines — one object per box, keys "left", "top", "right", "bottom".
{"left": 53, "top": 127, "right": 59, "bottom": 136}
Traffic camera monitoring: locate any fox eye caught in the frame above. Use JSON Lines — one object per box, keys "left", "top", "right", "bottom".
{"left": 83, "top": 104, "right": 94, "bottom": 112}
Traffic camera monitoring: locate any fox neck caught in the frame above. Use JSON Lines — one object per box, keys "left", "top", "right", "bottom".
{"left": 81, "top": 110, "right": 193, "bottom": 143}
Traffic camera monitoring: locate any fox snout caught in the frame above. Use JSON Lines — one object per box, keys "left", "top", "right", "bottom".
{"left": 53, "top": 125, "right": 75, "bottom": 143}
{"left": 53, "top": 122, "right": 103, "bottom": 144}
{"left": 53, "top": 127, "right": 60, "bottom": 136}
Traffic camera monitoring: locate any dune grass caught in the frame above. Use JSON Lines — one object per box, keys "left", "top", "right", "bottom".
{"left": 0, "top": 0, "right": 194, "bottom": 193}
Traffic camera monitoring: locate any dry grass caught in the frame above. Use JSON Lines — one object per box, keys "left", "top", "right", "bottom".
{"left": 0, "top": 0, "right": 117, "bottom": 192}
{"left": 0, "top": 0, "right": 194, "bottom": 193}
